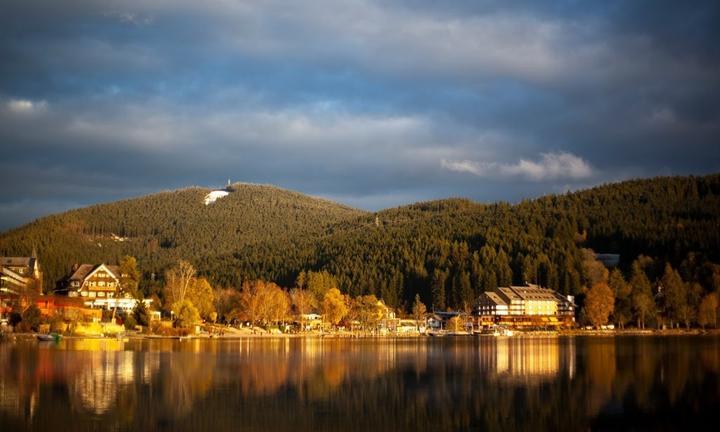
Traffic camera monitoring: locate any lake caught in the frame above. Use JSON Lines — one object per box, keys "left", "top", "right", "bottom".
{"left": 1, "top": 336, "right": 719, "bottom": 431}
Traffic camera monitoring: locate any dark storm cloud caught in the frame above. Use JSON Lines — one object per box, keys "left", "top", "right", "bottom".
{"left": 0, "top": 0, "right": 718, "bottom": 230}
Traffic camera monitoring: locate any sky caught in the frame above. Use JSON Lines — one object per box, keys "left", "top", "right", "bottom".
{"left": 1, "top": 0, "right": 719, "bottom": 230}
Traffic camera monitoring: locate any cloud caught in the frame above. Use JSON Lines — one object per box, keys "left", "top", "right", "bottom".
{"left": 5, "top": 98, "right": 47, "bottom": 114}
{"left": 0, "top": 0, "right": 718, "bottom": 230}
{"left": 442, "top": 152, "right": 594, "bottom": 181}
{"left": 103, "top": 10, "right": 154, "bottom": 26}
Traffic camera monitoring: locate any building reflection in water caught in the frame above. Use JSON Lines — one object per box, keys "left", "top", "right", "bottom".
{"left": 1, "top": 336, "right": 720, "bottom": 431}
{"left": 478, "top": 336, "right": 575, "bottom": 383}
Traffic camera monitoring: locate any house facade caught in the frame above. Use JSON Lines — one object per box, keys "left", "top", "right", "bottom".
{"left": 65, "top": 263, "right": 123, "bottom": 300}
{"left": 61, "top": 263, "right": 147, "bottom": 312}
{"left": 475, "top": 284, "right": 576, "bottom": 329}
{"left": 0, "top": 256, "right": 42, "bottom": 294}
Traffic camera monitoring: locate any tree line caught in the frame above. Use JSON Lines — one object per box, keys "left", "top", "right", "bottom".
{"left": 1, "top": 174, "right": 719, "bottom": 326}
{"left": 582, "top": 251, "right": 720, "bottom": 329}
{"left": 162, "top": 262, "right": 404, "bottom": 331}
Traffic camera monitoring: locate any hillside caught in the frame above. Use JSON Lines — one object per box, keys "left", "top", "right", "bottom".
{"left": 1, "top": 175, "right": 719, "bottom": 311}
{"left": 0, "top": 183, "right": 366, "bottom": 289}
{"left": 305, "top": 175, "right": 720, "bottom": 309}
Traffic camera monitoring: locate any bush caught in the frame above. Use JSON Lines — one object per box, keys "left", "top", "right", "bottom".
{"left": 123, "top": 314, "right": 137, "bottom": 330}
{"left": 19, "top": 305, "right": 42, "bottom": 332}
{"left": 9, "top": 312, "right": 22, "bottom": 328}
{"left": 133, "top": 301, "right": 150, "bottom": 327}
{"left": 173, "top": 300, "right": 200, "bottom": 328}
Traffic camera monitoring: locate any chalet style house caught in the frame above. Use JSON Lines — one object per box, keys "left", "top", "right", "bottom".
{"left": 60, "top": 263, "right": 146, "bottom": 312}
{"left": 0, "top": 256, "right": 42, "bottom": 294}
{"left": 65, "top": 263, "right": 122, "bottom": 298}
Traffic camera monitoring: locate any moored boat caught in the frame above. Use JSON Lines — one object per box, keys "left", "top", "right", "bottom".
{"left": 36, "top": 333, "right": 62, "bottom": 342}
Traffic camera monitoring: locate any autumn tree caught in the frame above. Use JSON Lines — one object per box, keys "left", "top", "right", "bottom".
{"left": 290, "top": 287, "right": 317, "bottom": 331}
{"left": 661, "top": 263, "right": 687, "bottom": 328}
{"left": 584, "top": 282, "right": 615, "bottom": 328}
{"left": 351, "top": 295, "right": 383, "bottom": 331}
{"left": 581, "top": 249, "right": 609, "bottom": 287}
{"left": 698, "top": 293, "right": 718, "bottom": 329}
{"left": 214, "top": 287, "right": 242, "bottom": 323}
{"left": 174, "top": 299, "right": 200, "bottom": 328}
{"left": 188, "top": 277, "right": 215, "bottom": 321}
{"left": 303, "top": 270, "right": 337, "bottom": 303}
{"left": 609, "top": 268, "right": 632, "bottom": 329}
{"left": 234, "top": 280, "right": 290, "bottom": 327}
{"left": 267, "top": 284, "right": 290, "bottom": 325}
{"left": 630, "top": 260, "right": 656, "bottom": 329}
{"left": 235, "top": 281, "right": 262, "bottom": 325}
{"left": 412, "top": 294, "right": 427, "bottom": 329}
{"left": 322, "top": 288, "right": 348, "bottom": 327}
{"left": 681, "top": 282, "right": 704, "bottom": 328}
{"left": 119, "top": 255, "right": 141, "bottom": 299}
{"left": 164, "top": 260, "right": 196, "bottom": 306}
{"left": 447, "top": 316, "right": 463, "bottom": 332}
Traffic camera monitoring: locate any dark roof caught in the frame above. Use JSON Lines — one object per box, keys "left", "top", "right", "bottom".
{"left": 69, "top": 264, "right": 94, "bottom": 281}
{"left": 1, "top": 257, "right": 34, "bottom": 268}
{"left": 1, "top": 267, "right": 28, "bottom": 282}
{"left": 68, "top": 264, "right": 121, "bottom": 281}
{"left": 509, "top": 285, "right": 558, "bottom": 302}
{"left": 484, "top": 292, "right": 507, "bottom": 305}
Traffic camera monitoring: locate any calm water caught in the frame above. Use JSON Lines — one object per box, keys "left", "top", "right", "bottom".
{"left": 1, "top": 336, "right": 719, "bottom": 431}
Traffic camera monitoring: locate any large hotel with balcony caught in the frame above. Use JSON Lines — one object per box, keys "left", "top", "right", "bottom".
{"left": 475, "top": 284, "right": 576, "bottom": 329}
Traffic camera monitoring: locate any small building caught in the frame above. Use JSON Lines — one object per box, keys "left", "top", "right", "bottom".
{"left": 297, "top": 313, "right": 323, "bottom": 330}
{"left": 1, "top": 256, "right": 43, "bottom": 293}
{"left": 64, "top": 263, "right": 123, "bottom": 300}
{"left": 59, "top": 263, "right": 150, "bottom": 312}
{"left": 395, "top": 319, "right": 424, "bottom": 334}
{"left": 35, "top": 296, "right": 102, "bottom": 322}
{"left": 553, "top": 292, "right": 576, "bottom": 318}
{"left": 426, "top": 311, "right": 466, "bottom": 330}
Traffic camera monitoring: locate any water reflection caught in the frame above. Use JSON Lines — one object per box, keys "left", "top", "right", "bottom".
{"left": 479, "top": 337, "right": 576, "bottom": 383}
{"left": 1, "top": 336, "right": 719, "bottom": 431}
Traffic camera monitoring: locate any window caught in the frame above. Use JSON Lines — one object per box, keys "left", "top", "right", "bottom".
{"left": 81, "top": 292, "right": 88, "bottom": 297}
{"left": 98, "top": 292, "right": 105, "bottom": 297}
{"left": 99, "top": 281, "right": 105, "bottom": 287}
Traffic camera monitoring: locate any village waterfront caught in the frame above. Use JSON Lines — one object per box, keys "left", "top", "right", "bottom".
{"left": 1, "top": 335, "right": 719, "bottom": 431}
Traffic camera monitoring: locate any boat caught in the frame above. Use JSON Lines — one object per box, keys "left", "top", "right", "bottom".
{"left": 36, "top": 333, "right": 62, "bottom": 342}
{"left": 476, "top": 326, "right": 514, "bottom": 337}
{"left": 493, "top": 327, "right": 514, "bottom": 337}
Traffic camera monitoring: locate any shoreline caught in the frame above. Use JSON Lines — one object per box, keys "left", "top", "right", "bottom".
{"left": 3, "top": 328, "right": 719, "bottom": 342}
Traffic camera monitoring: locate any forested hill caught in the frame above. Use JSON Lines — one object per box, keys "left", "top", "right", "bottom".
{"left": 1, "top": 175, "right": 719, "bottom": 311}
{"left": 305, "top": 174, "right": 720, "bottom": 310}
{"left": 0, "top": 183, "right": 366, "bottom": 289}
